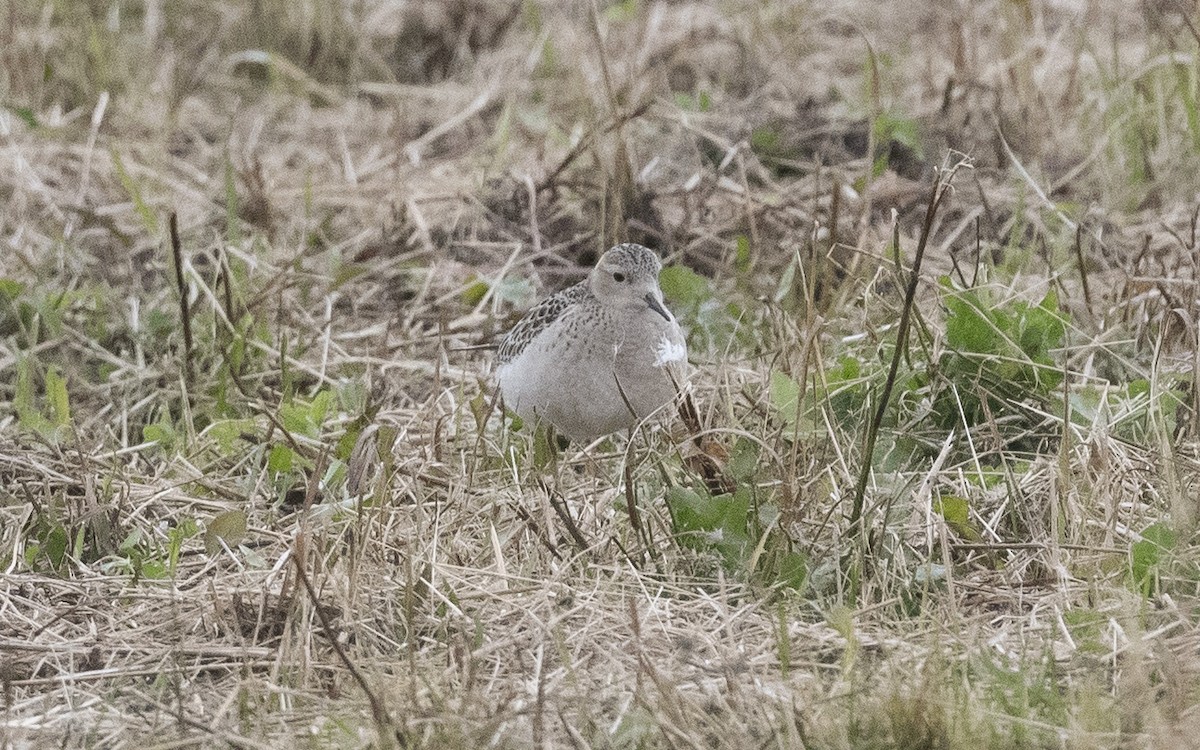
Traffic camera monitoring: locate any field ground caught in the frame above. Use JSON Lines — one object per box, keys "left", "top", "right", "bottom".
{"left": 5, "top": 1, "right": 1200, "bottom": 748}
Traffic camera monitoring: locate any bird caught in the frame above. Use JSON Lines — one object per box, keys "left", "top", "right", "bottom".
{"left": 495, "top": 243, "right": 689, "bottom": 443}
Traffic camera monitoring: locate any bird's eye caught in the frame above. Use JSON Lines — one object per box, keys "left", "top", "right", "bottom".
{"left": 612, "top": 272, "right": 626, "bottom": 283}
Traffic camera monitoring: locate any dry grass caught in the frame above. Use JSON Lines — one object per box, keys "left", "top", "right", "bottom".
{"left": 5, "top": 1, "right": 1200, "bottom": 748}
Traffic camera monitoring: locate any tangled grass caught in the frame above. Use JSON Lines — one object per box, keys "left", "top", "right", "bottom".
{"left": 4, "top": 1, "right": 1200, "bottom": 747}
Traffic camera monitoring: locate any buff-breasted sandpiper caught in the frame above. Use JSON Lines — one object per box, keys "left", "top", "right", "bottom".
{"left": 495, "top": 243, "right": 689, "bottom": 442}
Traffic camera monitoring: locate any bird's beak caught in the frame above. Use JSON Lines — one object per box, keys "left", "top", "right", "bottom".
{"left": 645, "top": 293, "right": 671, "bottom": 322}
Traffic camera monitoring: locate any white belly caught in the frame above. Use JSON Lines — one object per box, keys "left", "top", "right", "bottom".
{"left": 496, "top": 314, "right": 688, "bottom": 442}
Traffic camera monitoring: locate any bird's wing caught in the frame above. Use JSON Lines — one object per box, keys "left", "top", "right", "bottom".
{"left": 496, "top": 282, "right": 591, "bottom": 364}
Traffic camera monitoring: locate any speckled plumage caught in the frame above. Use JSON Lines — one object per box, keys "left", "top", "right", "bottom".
{"left": 496, "top": 282, "right": 590, "bottom": 365}
{"left": 495, "top": 244, "right": 689, "bottom": 442}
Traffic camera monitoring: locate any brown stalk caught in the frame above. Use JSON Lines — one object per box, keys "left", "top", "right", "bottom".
{"left": 289, "top": 547, "right": 398, "bottom": 746}
{"left": 168, "top": 212, "right": 194, "bottom": 389}
{"left": 1073, "top": 223, "right": 1094, "bottom": 316}
{"left": 847, "top": 160, "right": 966, "bottom": 536}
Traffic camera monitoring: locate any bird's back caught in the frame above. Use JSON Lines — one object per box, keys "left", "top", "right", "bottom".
{"left": 496, "top": 281, "right": 592, "bottom": 365}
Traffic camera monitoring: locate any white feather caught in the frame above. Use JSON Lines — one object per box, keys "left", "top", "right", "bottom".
{"left": 654, "top": 336, "right": 687, "bottom": 367}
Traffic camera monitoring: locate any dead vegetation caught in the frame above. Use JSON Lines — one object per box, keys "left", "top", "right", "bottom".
{"left": 4, "top": 1, "right": 1200, "bottom": 748}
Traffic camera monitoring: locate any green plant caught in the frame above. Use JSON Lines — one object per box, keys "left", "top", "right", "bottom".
{"left": 665, "top": 438, "right": 807, "bottom": 591}
{"left": 659, "top": 264, "right": 747, "bottom": 354}
{"left": 103, "top": 520, "right": 199, "bottom": 581}
{"left": 934, "top": 281, "right": 1067, "bottom": 429}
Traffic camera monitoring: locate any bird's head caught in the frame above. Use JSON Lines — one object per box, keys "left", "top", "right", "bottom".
{"left": 589, "top": 243, "right": 672, "bottom": 321}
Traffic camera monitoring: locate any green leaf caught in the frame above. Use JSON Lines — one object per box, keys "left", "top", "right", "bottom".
{"left": 281, "top": 391, "right": 331, "bottom": 436}
{"left": 666, "top": 487, "right": 712, "bottom": 536}
{"left": 1128, "top": 379, "right": 1151, "bottom": 398}
{"left": 659, "top": 265, "right": 711, "bottom": 308}
{"left": 204, "top": 510, "right": 248, "bottom": 555}
{"left": 461, "top": 278, "right": 489, "bottom": 306}
{"left": 166, "top": 519, "right": 198, "bottom": 575}
{"left": 143, "top": 421, "right": 177, "bottom": 451}
{"left": 309, "top": 389, "right": 334, "bottom": 426}
{"left": 933, "top": 495, "right": 982, "bottom": 542}
{"left": 43, "top": 524, "right": 68, "bottom": 568}
{"left": 118, "top": 527, "right": 143, "bottom": 554}
{"left": 267, "top": 444, "right": 294, "bottom": 473}
{"left": 874, "top": 111, "right": 922, "bottom": 153}
{"left": 830, "top": 356, "right": 861, "bottom": 382}
{"left": 933, "top": 495, "right": 968, "bottom": 526}
{"left": 335, "top": 415, "right": 369, "bottom": 462}
{"left": 1131, "top": 522, "right": 1175, "bottom": 590}
{"left": 14, "top": 358, "right": 47, "bottom": 433}
{"left": 944, "top": 290, "right": 999, "bottom": 355}
{"left": 728, "top": 438, "right": 759, "bottom": 483}
{"left": 603, "top": 0, "right": 638, "bottom": 22}
{"left": 0, "top": 278, "right": 25, "bottom": 301}
{"left": 532, "top": 421, "right": 559, "bottom": 470}
{"left": 750, "top": 125, "right": 782, "bottom": 156}
{"left": 674, "top": 91, "right": 712, "bottom": 112}
{"left": 666, "top": 486, "right": 752, "bottom": 564}
{"left": 331, "top": 262, "right": 368, "bottom": 290}
{"left": 139, "top": 559, "right": 168, "bottom": 579}
{"left": 5, "top": 104, "right": 39, "bottom": 129}
{"left": 771, "top": 550, "right": 808, "bottom": 590}
{"left": 1019, "top": 290, "right": 1067, "bottom": 366}
{"left": 734, "top": 235, "right": 752, "bottom": 274}
{"left": 769, "top": 371, "right": 801, "bottom": 426}
{"left": 207, "top": 419, "right": 256, "bottom": 454}
{"left": 44, "top": 367, "right": 70, "bottom": 427}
